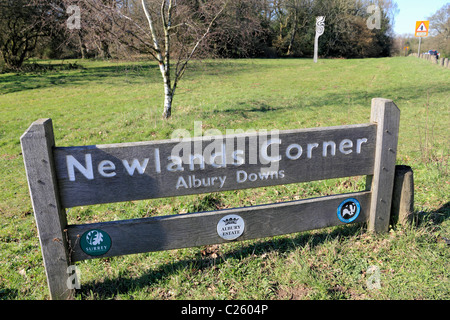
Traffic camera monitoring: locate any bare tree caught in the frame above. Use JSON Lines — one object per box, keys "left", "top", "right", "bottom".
{"left": 0, "top": 0, "right": 64, "bottom": 70}
{"left": 141, "top": 0, "right": 228, "bottom": 118}
{"left": 285, "top": 0, "right": 313, "bottom": 56}
{"left": 428, "top": 3, "right": 450, "bottom": 39}
{"left": 428, "top": 3, "right": 450, "bottom": 56}
{"left": 66, "top": 0, "right": 229, "bottom": 119}
{"left": 204, "top": 0, "right": 267, "bottom": 58}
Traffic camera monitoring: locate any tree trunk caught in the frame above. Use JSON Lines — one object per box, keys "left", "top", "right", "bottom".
{"left": 101, "top": 40, "right": 111, "bottom": 59}
{"left": 163, "top": 89, "right": 173, "bottom": 119}
{"left": 78, "top": 31, "right": 88, "bottom": 59}
{"left": 287, "top": 7, "right": 299, "bottom": 56}
{"left": 3, "top": 40, "right": 28, "bottom": 70}
{"left": 287, "top": 26, "right": 297, "bottom": 56}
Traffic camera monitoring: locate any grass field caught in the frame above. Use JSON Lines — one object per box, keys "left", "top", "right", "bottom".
{"left": 0, "top": 57, "right": 448, "bottom": 300}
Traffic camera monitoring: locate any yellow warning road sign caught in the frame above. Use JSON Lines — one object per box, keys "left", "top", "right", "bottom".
{"left": 415, "top": 21, "right": 429, "bottom": 37}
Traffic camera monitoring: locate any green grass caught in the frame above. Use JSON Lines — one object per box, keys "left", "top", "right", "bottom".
{"left": 0, "top": 57, "right": 449, "bottom": 300}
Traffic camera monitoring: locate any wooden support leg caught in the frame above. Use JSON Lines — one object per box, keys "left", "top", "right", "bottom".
{"left": 367, "top": 99, "right": 400, "bottom": 233}
{"left": 21, "top": 119, "right": 73, "bottom": 300}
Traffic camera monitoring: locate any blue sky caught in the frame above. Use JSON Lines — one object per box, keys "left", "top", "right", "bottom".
{"left": 393, "top": 0, "right": 449, "bottom": 35}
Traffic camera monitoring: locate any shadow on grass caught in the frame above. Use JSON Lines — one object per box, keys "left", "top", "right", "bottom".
{"left": 74, "top": 224, "right": 363, "bottom": 299}
{"left": 0, "top": 62, "right": 161, "bottom": 95}
{"left": 0, "top": 59, "right": 276, "bottom": 95}
{"left": 0, "top": 288, "right": 18, "bottom": 300}
{"left": 415, "top": 201, "right": 450, "bottom": 227}
{"left": 210, "top": 82, "right": 450, "bottom": 116}
{"left": 74, "top": 201, "right": 449, "bottom": 300}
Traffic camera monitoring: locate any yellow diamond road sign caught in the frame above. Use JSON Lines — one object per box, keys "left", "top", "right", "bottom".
{"left": 415, "top": 21, "right": 429, "bottom": 37}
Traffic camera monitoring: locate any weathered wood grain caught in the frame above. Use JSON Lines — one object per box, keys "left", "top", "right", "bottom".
{"left": 20, "top": 119, "right": 73, "bottom": 300}
{"left": 67, "top": 191, "right": 371, "bottom": 262}
{"left": 54, "top": 124, "right": 377, "bottom": 208}
{"left": 391, "top": 165, "right": 414, "bottom": 225}
{"left": 21, "top": 98, "right": 401, "bottom": 300}
{"left": 367, "top": 98, "right": 400, "bottom": 233}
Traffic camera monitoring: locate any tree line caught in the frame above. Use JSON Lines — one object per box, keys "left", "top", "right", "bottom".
{"left": 1, "top": 0, "right": 399, "bottom": 71}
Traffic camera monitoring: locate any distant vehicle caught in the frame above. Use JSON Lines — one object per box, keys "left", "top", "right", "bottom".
{"left": 427, "top": 50, "right": 440, "bottom": 58}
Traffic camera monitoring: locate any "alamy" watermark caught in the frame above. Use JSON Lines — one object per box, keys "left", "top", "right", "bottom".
{"left": 366, "top": 5, "right": 381, "bottom": 30}
{"left": 66, "top": 5, "right": 81, "bottom": 30}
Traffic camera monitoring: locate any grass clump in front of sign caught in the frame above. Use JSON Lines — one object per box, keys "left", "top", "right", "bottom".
{"left": 0, "top": 57, "right": 448, "bottom": 299}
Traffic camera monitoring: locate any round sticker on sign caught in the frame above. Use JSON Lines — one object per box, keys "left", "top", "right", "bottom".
{"left": 337, "top": 198, "right": 361, "bottom": 224}
{"left": 80, "top": 229, "right": 112, "bottom": 256}
{"left": 217, "top": 214, "right": 245, "bottom": 241}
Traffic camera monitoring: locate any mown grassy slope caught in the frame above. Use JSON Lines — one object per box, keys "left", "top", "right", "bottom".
{"left": 0, "top": 57, "right": 448, "bottom": 299}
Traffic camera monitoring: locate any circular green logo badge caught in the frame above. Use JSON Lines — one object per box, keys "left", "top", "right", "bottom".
{"left": 80, "top": 229, "right": 112, "bottom": 256}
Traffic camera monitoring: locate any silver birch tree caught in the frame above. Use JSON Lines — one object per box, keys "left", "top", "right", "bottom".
{"left": 140, "top": 0, "right": 227, "bottom": 118}
{"left": 64, "top": 0, "right": 228, "bottom": 119}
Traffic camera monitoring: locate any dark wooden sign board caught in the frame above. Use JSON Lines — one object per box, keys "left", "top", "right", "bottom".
{"left": 21, "top": 98, "right": 400, "bottom": 299}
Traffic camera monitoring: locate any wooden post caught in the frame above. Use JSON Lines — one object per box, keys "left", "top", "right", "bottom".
{"left": 367, "top": 98, "right": 400, "bottom": 233}
{"left": 417, "top": 37, "right": 421, "bottom": 56}
{"left": 21, "top": 119, "right": 73, "bottom": 300}
{"left": 390, "top": 165, "right": 414, "bottom": 225}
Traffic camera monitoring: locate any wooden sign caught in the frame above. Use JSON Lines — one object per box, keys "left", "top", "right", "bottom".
{"left": 21, "top": 98, "right": 400, "bottom": 299}
{"left": 54, "top": 124, "right": 376, "bottom": 208}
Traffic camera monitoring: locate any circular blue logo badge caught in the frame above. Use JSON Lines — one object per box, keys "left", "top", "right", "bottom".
{"left": 337, "top": 198, "right": 361, "bottom": 224}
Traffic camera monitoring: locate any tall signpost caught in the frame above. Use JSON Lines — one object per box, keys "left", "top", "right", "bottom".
{"left": 314, "top": 16, "right": 325, "bottom": 63}
{"left": 415, "top": 21, "right": 429, "bottom": 56}
{"left": 403, "top": 46, "right": 409, "bottom": 57}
